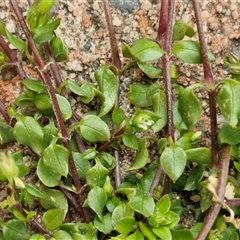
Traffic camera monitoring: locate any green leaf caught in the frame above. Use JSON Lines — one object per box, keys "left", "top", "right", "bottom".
{"left": 50, "top": 36, "right": 68, "bottom": 62}
{"left": 79, "top": 115, "right": 110, "bottom": 143}
{"left": 72, "top": 152, "right": 91, "bottom": 180}
{"left": 152, "top": 90, "right": 167, "bottom": 132}
{"left": 129, "top": 195, "right": 154, "bottom": 217}
{"left": 25, "top": 184, "right": 45, "bottom": 198}
{"left": 172, "top": 229, "right": 195, "bottom": 240}
{"left": 94, "top": 213, "right": 112, "bottom": 234}
{"left": 160, "top": 144, "right": 187, "bottom": 182}
{"left": 126, "top": 138, "right": 149, "bottom": 171}
{"left": 152, "top": 226, "right": 171, "bottom": 240}
{"left": 33, "top": 32, "right": 54, "bottom": 44}
{"left": 37, "top": 158, "right": 61, "bottom": 187}
{"left": 111, "top": 202, "right": 127, "bottom": 227}
{"left": 42, "top": 209, "right": 65, "bottom": 230}
{"left": 22, "top": 79, "right": 47, "bottom": 93}
{"left": 115, "top": 217, "right": 136, "bottom": 235}
{"left": 139, "top": 222, "right": 156, "bottom": 240}
{"left": 14, "top": 116, "right": 44, "bottom": 155}
{"left": 40, "top": 187, "right": 68, "bottom": 217}
{"left": 127, "top": 84, "right": 153, "bottom": 107}
{"left": 185, "top": 25, "right": 195, "bottom": 37}
{"left": 27, "top": 0, "right": 55, "bottom": 15}
{"left": 122, "top": 133, "right": 139, "bottom": 150}
{"left": 87, "top": 186, "right": 107, "bottom": 221}
{"left": 199, "top": 180, "right": 212, "bottom": 212}
{"left": 86, "top": 158, "right": 109, "bottom": 187}
{"left": 53, "top": 230, "right": 73, "bottom": 240}
{"left": 222, "top": 226, "right": 239, "bottom": 240}
{"left": 184, "top": 165, "right": 204, "bottom": 191}
{"left": 0, "top": 123, "right": 15, "bottom": 144}
{"left": 217, "top": 80, "right": 240, "bottom": 126}
{"left": 112, "top": 107, "right": 125, "bottom": 126}
{"left": 172, "top": 40, "right": 215, "bottom": 63}
{"left": 31, "top": 18, "right": 60, "bottom": 35}
{"left": 172, "top": 19, "right": 186, "bottom": 41}
{"left": 98, "top": 152, "right": 116, "bottom": 170}
{"left": 29, "top": 234, "right": 46, "bottom": 240}
{"left": 126, "top": 230, "right": 144, "bottom": 240}
{"left": 95, "top": 66, "right": 117, "bottom": 117}
{"left": 42, "top": 141, "right": 69, "bottom": 177}
{"left": 178, "top": 85, "right": 202, "bottom": 128}
{"left": 130, "top": 109, "right": 160, "bottom": 132}
{"left": 34, "top": 93, "right": 52, "bottom": 110}
{"left": 137, "top": 61, "right": 162, "bottom": 78}
{"left": 56, "top": 94, "right": 72, "bottom": 121}
{"left": 2, "top": 219, "right": 30, "bottom": 240}
{"left": 131, "top": 37, "right": 164, "bottom": 62}
{"left": 5, "top": 29, "right": 27, "bottom": 50}
{"left": 219, "top": 124, "right": 240, "bottom": 145}
{"left": 190, "top": 222, "right": 203, "bottom": 239}
{"left": 154, "top": 195, "right": 171, "bottom": 216}
{"left": 185, "top": 147, "right": 211, "bottom": 166}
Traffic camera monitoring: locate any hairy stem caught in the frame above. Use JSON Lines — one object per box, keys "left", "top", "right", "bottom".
{"left": 0, "top": 101, "right": 11, "bottom": 124}
{"left": 9, "top": 0, "right": 90, "bottom": 220}
{"left": 102, "top": 0, "right": 121, "bottom": 70}
{"left": 153, "top": 0, "right": 175, "bottom": 195}
{"left": 192, "top": 0, "right": 218, "bottom": 168}
{"left": 196, "top": 144, "right": 231, "bottom": 240}
{"left": 0, "top": 35, "right": 26, "bottom": 79}
{"left": 157, "top": 0, "right": 169, "bottom": 43}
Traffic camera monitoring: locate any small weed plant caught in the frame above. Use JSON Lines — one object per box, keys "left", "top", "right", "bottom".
{"left": 0, "top": 0, "right": 240, "bottom": 239}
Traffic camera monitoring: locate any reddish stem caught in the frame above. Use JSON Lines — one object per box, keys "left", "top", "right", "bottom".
{"left": 102, "top": 0, "right": 121, "bottom": 70}
{"left": 153, "top": 0, "right": 175, "bottom": 195}
{"left": 157, "top": 0, "right": 169, "bottom": 43}
{"left": 192, "top": 0, "right": 218, "bottom": 168}
{"left": 196, "top": 144, "right": 231, "bottom": 240}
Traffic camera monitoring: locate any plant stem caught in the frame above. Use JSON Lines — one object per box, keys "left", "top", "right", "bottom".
{"left": 42, "top": 42, "right": 63, "bottom": 87}
{"left": 0, "top": 101, "right": 11, "bottom": 124}
{"left": 153, "top": 0, "right": 175, "bottom": 195}
{"left": 9, "top": 0, "right": 90, "bottom": 220}
{"left": 10, "top": 0, "right": 69, "bottom": 140}
{"left": 0, "top": 35, "right": 26, "bottom": 79}
{"left": 225, "top": 199, "right": 240, "bottom": 207}
{"left": 102, "top": 0, "right": 121, "bottom": 70}
{"left": 149, "top": 166, "right": 163, "bottom": 195}
{"left": 157, "top": 0, "right": 169, "bottom": 43}
{"left": 196, "top": 144, "right": 231, "bottom": 240}
{"left": 192, "top": 0, "right": 218, "bottom": 168}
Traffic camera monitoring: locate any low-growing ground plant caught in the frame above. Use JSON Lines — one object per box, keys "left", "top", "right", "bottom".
{"left": 0, "top": 0, "right": 240, "bottom": 239}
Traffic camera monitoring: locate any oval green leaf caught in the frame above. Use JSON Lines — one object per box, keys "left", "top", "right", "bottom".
{"left": 129, "top": 195, "right": 154, "bottom": 217}
{"left": 131, "top": 37, "right": 164, "bottom": 62}
{"left": 14, "top": 116, "right": 44, "bottom": 155}
{"left": 87, "top": 186, "right": 108, "bottom": 221}
{"left": 160, "top": 144, "right": 186, "bottom": 182}
{"left": 43, "top": 142, "right": 69, "bottom": 177}
{"left": 42, "top": 208, "right": 65, "bottom": 230}
{"left": 79, "top": 115, "right": 110, "bottom": 143}
{"left": 172, "top": 40, "right": 215, "bottom": 63}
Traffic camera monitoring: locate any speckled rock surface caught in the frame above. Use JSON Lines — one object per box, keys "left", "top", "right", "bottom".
{"left": 109, "top": 0, "right": 141, "bottom": 13}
